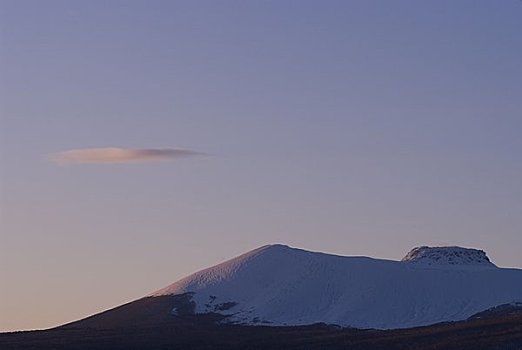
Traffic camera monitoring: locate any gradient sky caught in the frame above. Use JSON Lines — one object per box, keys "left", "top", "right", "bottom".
{"left": 1, "top": 0, "right": 521, "bottom": 332}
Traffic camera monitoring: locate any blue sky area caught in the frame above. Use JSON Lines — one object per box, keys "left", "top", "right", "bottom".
{"left": 1, "top": 0, "right": 521, "bottom": 331}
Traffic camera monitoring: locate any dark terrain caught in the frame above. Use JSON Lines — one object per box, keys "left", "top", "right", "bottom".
{"left": 1, "top": 295, "right": 522, "bottom": 350}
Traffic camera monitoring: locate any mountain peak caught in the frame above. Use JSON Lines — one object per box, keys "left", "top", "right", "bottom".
{"left": 401, "top": 246, "right": 496, "bottom": 268}
{"left": 149, "top": 244, "right": 521, "bottom": 329}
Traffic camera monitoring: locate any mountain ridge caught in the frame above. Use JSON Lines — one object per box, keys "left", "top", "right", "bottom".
{"left": 151, "top": 244, "right": 522, "bottom": 329}
{"left": 3, "top": 244, "right": 522, "bottom": 350}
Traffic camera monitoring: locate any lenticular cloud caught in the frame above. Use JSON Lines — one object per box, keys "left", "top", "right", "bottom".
{"left": 50, "top": 147, "right": 204, "bottom": 164}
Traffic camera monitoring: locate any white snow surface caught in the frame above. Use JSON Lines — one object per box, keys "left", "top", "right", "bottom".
{"left": 151, "top": 244, "right": 522, "bottom": 329}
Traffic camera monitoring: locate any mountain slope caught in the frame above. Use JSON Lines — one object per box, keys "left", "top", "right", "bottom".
{"left": 2, "top": 307, "right": 522, "bottom": 350}
{"left": 152, "top": 244, "right": 522, "bottom": 329}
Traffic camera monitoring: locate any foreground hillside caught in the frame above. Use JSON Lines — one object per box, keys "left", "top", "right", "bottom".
{"left": 1, "top": 296, "right": 521, "bottom": 350}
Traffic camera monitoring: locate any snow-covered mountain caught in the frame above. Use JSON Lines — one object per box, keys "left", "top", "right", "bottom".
{"left": 151, "top": 244, "right": 522, "bottom": 329}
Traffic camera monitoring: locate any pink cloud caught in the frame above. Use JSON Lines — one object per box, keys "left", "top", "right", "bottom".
{"left": 50, "top": 147, "right": 205, "bottom": 164}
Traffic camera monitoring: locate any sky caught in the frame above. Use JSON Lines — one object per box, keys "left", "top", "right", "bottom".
{"left": 1, "top": 0, "right": 521, "bottom": 332}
